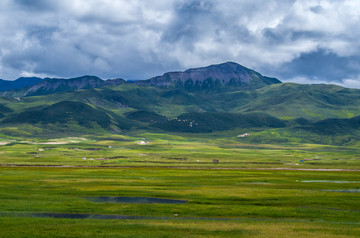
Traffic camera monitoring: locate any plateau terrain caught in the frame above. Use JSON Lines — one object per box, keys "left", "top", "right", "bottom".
{"left": 0, "top": 62, "right": 359, "bottom": 238}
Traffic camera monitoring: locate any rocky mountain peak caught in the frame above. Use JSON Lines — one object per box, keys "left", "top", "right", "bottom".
{"left": 135, "top": 62, "right": 281, "bottom": 90}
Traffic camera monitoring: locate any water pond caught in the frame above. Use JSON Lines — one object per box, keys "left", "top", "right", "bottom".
{"left": 321, "top": 189, "right": 360, "bottom": 193}
{"left": 301, "top": 180, "right": 359, "bottom": 183}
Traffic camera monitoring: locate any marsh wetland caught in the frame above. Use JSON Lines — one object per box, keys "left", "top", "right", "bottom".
{"left": 0, "top": 134, "right": 359, "bottom": 237}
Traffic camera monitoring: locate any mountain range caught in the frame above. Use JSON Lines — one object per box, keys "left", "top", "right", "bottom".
{"left": 135, "top": 62, "right": 281, "bottom": 90}
{"left": 0, "top": 77, "right": 43, "bottom": 92}
{"left": 1, "top": 76, "right": 127, "bottom": 97}
{"left": 1, "top": 62, "right": 279, "bottom": 97}
{"left": 0, "top": 62, "right": 359, "bottom": 145}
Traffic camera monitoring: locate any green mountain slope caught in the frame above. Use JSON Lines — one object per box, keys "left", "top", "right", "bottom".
{"left": 3, "top": 101, "right": 112, "bottom": 129}
{"left": 303, "top": 116, "right": 360, "bottom": 135}
{"left": 0, "top": 63, "right": 360, "bottom": 144}
{"left": 1, "top": 82, "right": 360, "bottom": 138}
{"left": 151, "top": 112, "right": 286, "bottom": 133}
{"left": 218, "top": 83, "right": 360, "bottom": 120}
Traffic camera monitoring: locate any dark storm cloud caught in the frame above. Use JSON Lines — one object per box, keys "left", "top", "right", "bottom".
{"left": 267, "top": 49, "right": 360, "bottom": 88}
{"left": 263, "top": 28, "right": 323, "bottom": 45}
{"left": 162, "top": 1, "right": 214, "bottom": 44}
{"left": 14, "top": 0, "right": 57, "bottom": 11}
{"left": 277, "top": 49, "right": 360, "bottom": 80}
{"left": 0, "top": 0, "right": 360, "bottom": 88}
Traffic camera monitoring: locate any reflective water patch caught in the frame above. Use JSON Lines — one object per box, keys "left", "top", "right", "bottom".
{"left": 321, "top": 189, "right": 360, "bottom": 193}
{"left": 301, "top": 180, "right": 359, "bottom": 183}
{"left": 0, "top": 212, "right": 229, "bottom": 221}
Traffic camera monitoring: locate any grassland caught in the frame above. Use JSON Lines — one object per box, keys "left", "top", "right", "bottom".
{"left": 0, "top": 133, "right": 359, "bottom": 237}
{"left": 0, "top": 133, "right": 359, "bottom": 169}
{"left": 0, "top": 167, "right": 359, "bottom": 237}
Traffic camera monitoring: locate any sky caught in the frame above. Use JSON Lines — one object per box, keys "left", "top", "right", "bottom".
{"left": 1, "top": 0, "right": 360, "bottom": 88}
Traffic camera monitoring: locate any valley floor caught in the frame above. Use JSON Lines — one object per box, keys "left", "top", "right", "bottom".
{"left": 1, "top": 164, "right": 360, "bottom": 171}
{"left": 0, "top": 134, "right": 359, "bottom": 237}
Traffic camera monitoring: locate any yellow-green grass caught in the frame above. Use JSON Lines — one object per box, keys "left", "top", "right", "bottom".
{"left": 0, "top": 218, "right": 359, "bottom": 237}
{"left": 0, "top": 167, "right": 359, "bottom": 237}
{"left": 0, "top": 134, "right": 359, "bottom": 169}
{"left": 0, "top": 134, "right": 359, "bottom": 237}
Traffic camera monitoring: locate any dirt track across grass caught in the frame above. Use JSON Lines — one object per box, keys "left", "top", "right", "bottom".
{"left": 1, "top": 164, "right": 360, "bottom": 171}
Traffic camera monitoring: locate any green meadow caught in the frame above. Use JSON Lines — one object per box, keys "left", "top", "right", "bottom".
{"left": 0, "top": 134, "right": 359, "bottom": 237}
{"left": 0, "top": 133, "right": 360, "bottom": 169}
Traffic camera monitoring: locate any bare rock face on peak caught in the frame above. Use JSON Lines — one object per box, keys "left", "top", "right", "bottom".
{"left": 104, "top": 78, "right": 127, "bottom": 86}
{"left": 23, "top": 76, "right": 104, "bottom": 96}
{"left": 135, "top": 62, "right": 281, "bottom": 90}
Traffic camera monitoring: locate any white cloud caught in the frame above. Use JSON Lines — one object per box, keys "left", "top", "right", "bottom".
{"left": 284, "top": 75, "right": 360, "bottom": 89}
{"left": 0, "top": 0, "right": 360, "bottom": 84}
{"left": 284, "top": 76, "right": 329, "bottom": 85}
{"left": 19, "top": 70, "right": 56, "bottom": 79}
{"left": 341, "top": 77, "right": 360, "bottom": 89}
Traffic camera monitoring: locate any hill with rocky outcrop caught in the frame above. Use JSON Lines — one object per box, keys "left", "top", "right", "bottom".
{"left": 1, "top": 62, "right": 360, "bottom": 144}
{"left": 135, "top": 62, "right": 281, "bottom": 90}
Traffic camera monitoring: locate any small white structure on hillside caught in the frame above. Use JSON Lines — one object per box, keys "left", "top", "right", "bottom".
{"left": 138, "top": 140, "right": 149, "bottom": 145}
{"left": 237, "top": 133, "right": 251, "bottom": 138}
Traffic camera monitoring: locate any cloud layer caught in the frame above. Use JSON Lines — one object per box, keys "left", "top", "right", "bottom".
{"left": 1, "top": 0, "right": 360, "bottom": 87}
